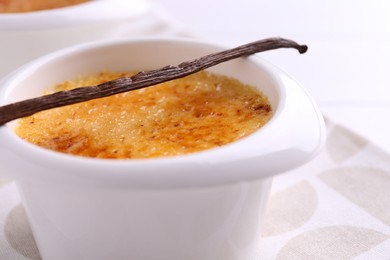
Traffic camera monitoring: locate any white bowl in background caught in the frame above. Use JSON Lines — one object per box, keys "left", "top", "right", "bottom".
{"left": 0, "top": 0, "right": 150, "bottom": 78}
{"left": 0, "top": 38, "right": 325, "bottom": 260}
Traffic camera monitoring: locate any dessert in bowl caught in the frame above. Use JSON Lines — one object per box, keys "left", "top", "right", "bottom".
{"left": 15, "top": 69, "right": 274, "bottom": 159}
{"left": 0, "top": 38, "right": 325, "bottom": 260}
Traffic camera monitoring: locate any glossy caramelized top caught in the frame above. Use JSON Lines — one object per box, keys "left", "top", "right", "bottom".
{"left": 15, "top": 71, "right": 272, "bottom": 159}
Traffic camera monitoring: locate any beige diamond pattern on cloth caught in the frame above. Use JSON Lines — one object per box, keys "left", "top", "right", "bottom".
{"left": 320, "top": 167, "right": 390, "bottom": 226}
{"left": 4, "top": 204, "right": 41, "bottom": 260}
{"left": 256, "top": 118, "right": 390, "bottom": 259}
{"left": 326, "top": 124, "right": 369, "bottom": 163}
{"left": 276, "top": 226, "right": 389, "bottom": 259}
{"left": 262, "top": 181, "right": 318, "bottom": 237}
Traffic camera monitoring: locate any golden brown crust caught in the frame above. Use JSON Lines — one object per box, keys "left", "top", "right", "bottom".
{"left": 16, "top": 71, "right": 272, "bottom": 159}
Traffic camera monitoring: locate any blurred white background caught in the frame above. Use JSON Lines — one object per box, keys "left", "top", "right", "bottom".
{"left": 153, "top": 0, "right": 390, "bottom": 152}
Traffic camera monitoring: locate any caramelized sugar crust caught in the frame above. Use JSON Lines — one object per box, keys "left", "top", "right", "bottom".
{"left": 0, "top": 0, "right": 89, "bottom": 13}
{"left": 16, "top": 71, "right": 272, "bottom": 159}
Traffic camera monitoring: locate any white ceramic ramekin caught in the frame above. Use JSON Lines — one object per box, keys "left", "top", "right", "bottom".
{"left": 0, "top": 0, "right": 150, "bottom": 78}
{"left": 0, "top": 38, "right": 325, "bottom": 260}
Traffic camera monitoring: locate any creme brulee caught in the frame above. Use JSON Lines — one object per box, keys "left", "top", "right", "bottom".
{"left": 0, "top": 0, "right": 89, "bottom": 13}
{"left": 15, "top": 71, "right": 272, "bottom": 159}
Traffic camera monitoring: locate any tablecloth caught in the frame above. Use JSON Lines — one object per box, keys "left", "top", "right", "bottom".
{"left": 1, "top": 5, "right": 390, "bottom": 260}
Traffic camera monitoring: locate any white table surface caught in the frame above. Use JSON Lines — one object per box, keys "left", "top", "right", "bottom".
{"left": 153, "top": 0, "right": 390, "bottom": 154}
